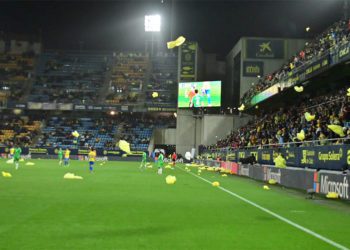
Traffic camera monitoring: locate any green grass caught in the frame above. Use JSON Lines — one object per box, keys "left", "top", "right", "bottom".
{"left": 0, "top": 159, "right": 350, "bottom": 249}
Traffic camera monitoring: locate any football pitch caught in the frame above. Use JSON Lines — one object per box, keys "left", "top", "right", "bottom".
{"left": 0, "top": 159, "right": 350, "bottom": 250}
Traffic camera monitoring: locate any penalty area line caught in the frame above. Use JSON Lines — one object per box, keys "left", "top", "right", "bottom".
{"left": 176, "top": 166, "right": 349, "bottom": 250}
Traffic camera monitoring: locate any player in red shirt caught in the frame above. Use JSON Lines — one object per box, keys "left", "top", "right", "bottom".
{"left": 171, "top": 152, "right": 177, "bottom": 166}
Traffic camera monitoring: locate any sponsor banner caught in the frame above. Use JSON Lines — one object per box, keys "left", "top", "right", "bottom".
{"left": 316, "top": 171, "right": 350, "bottom": 200}
{"left": 121, "top": 105, "right": 129, "bottom": 112}
{"left": 42, "top": 103, "right": 57, "bottom": 110}
{"left": 304, "top": 54, "right": 330, "bottom": 78}
{"left": 250, "top": 84, "right": 280, "bottom": 106}
{"left": 147, "top": 107, "right": 177, "bottom": 112}
{"left": 224, "top": 144, "right": 350, "bottom": 171}
{"left": 179, "top": 41, "right": 197, "bottom": 81}
{"left": 247, "top": 51, "right": 333, "bottom": 107}
{"left": 242, "top": 61, "right": 264, "bottom": 77}
{"left": 29, "top": 148, "right": 48, "bottom": 154}
{"left": 0, "top": 146, "right": 141, "bottom": 158}
{"left": 299, "top": 145, "right": 349, "bottom": 170}
{"left": 221, "top": 161, "right": 238, "bottom": 175}
{"left": 338, "top": 43, "right": 350, "bottom": 60}
{"left": 74, "top": 105, "right": 86, "bottom": 110}
{"left": 204, "top": 159, "right": 221, "bottom": 167}
{"left": 27, "top": 102, "right": 43, "bottom": 110}
{"left": 246, "top": 39, "right": 285, "bottom": 59}
{"left": 259, "top": 149, "right": 274, "bottom": 165}
{"left": 58, "top": 103, "right": 73, "bottom": 110}
{"left": 7, "top": 102, "right": 27, "bottom": 109}
{"left": 226, "top": 151, "right": 237, "bottom": 162}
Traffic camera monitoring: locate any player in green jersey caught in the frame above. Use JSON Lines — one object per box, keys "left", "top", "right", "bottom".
{"left": 14, "top": 145, "right": 22, "bottom": 170}
{"left": 191, "top": 89, "right": 203, "bottom": 108}
{"left": 140, "top": 151, "right": 147, "bottom": 170}
{"left": 58, "top": 148, "right": 63, "bottom": 166}
{"left": 157, "top": 152, "right": 164, "bottom": 175}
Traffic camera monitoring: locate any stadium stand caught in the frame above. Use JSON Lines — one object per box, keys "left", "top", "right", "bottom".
{"left": 116, "top": 113, "right": 176, "bottom": 151}
{"left": 0, "top": 51, "right": 35, "bottom": 104}
{"left": 145, "top": 52, "right": 178, "bottom": 105}
{"left": 106, "top": 52, "right": 149, "bottom": 104}
{"left": 36, "top": 114, "right": 176, "bottom": 151}
{"left": 0, "top": 115, "right": 41, "bottom": 147}
{"left": 241, "top": 18, "right": 350, "bottom": 105}
{"left": 29, "top": 51, "right": 110, "bottom": 104}
{"left": 37, "top": 117, "right": 118, "bottom": 149}
{"left": 206, "top": 86, "right": 350, "bottom": 150}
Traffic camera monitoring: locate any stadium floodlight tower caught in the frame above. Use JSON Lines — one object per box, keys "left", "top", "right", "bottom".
{"left": 144, "top": 15, "right": 161, "bottom": 56}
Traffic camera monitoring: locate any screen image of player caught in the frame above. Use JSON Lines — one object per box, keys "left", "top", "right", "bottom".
{"left": 177, "top": 81, "right": 221, "bottom": 108}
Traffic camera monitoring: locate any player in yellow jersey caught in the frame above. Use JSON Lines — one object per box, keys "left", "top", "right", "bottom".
{"left": 9, "top": 147, "right": 15, "bottom": 159}
{"left": 64, "top": 148, "right": 71, "bottom": 166}
{"left": 88, "top": 147, "right": 96, "bottom": 173}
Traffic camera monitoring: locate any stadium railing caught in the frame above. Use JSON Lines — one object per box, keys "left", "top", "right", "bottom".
{"left": 201, "top": 137, "right": 350, "bottom": 171}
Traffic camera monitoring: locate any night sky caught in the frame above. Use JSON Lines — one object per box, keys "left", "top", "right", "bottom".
{"left": 0, "top": 0, "right": 345, "bottom": 57}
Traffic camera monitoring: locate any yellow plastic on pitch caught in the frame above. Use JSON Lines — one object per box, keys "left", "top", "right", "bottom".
{"left": 166, "top": 175, "right": 176, "bottom": 184}
{"left": 212, "top": 181, "right": 220, "bottom": 187}
{"left": 326, "top": 192, "right": 339, "bottom": 199}
{"left": 268, "top": 179, "right": 277, "bottom": 185}
{"left": 6, "top": 159, "right": 14, "bottom": 164}
{"left": 64, "top": 173, "right": 83, "bottom": 180}
{"left": 2, "top": 171, "right": 12, "bottom": 178}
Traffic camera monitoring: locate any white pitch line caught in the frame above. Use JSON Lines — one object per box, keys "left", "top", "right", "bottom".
{"left": 177, "top": 166, "right": 349, "bottom": 250}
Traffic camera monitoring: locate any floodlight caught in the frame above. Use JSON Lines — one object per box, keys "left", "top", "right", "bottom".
{"left": 145, "top": 15, "right": 161, "bottom": 32}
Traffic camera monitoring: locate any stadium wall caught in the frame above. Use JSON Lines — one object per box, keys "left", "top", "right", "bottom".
{"left": 153, "top": 128, "right": 176, "bottom": 145}
{"left": 200, "top": 114, "right": 251, "bottom": 145}
{"left": 176, "top": 109, "right": 197, "bottom": 155}
{"left": 195, "top": 159, "right": 350, "bottom": 201}
{"left": 226, "top": 37, "right": 308, "bottom": 106}
{"left": 176, "top": 110, "right": 252, "bottom": 155}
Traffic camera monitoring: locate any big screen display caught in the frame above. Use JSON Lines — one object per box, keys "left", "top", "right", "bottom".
{"left": 178, "top": 81, "right": 221, "bottom": 108}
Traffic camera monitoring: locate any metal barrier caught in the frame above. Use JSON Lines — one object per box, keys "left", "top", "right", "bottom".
{"left": 200, "top": 140, "right": 350, "bottom": 171}
{"left": 195, "top": 159, "right": 350, "bottom": 200}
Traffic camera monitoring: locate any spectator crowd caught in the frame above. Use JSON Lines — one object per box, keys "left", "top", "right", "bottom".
{"left": 206, "top": 87, "right": 350, "bottom": 150}
{"left": 241, "top": 19, "right": 350, "bottom": 105}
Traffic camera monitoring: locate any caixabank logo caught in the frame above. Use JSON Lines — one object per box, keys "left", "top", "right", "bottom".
{"left": 314, "top": 172, "right": 350, "bottom": 200}
{"left": 246, "top": 39, "right": 284, "bottom": 59}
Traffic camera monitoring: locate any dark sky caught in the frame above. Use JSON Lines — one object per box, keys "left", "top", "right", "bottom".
{"left": 0, "top": 0, "right": 345, "bottom": 57}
